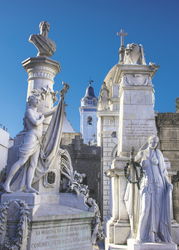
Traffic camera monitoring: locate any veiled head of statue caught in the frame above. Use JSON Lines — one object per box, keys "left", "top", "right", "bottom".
{"left": 148, "top": 135, "right": 159, "bottom": 149}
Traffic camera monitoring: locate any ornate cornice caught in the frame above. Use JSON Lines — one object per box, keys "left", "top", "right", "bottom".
{"left": 157, "top": 113, "right": 179, "bottom": 126}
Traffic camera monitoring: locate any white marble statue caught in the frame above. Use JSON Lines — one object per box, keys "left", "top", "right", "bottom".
{"left": 29, "top": 21, "right": 56, "bottom": 57}
{"left": 98, "top": 82, "right": 109, "bottom": 110}
{"left": 3, "top": 83, "right": 69, "bottom": 194}
{"left": 125, "top": 135, "right": 173, "bottom": 243}
{"left": 124, "top": 43, "right": 146, "bottom": 65}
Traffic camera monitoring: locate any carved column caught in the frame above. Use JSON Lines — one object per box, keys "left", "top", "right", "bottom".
{"left": 22, "top": 57, "right": 61, "bottom": 132}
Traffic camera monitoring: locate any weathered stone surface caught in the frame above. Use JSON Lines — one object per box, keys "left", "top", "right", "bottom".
{"left": 1, "top": 192, "right": 95, "bottom": 250}
{"left": 156, "top": 112, "right": 179, "bottom": 224}
{"left": 61, "top": 135, "right": 102, "bottom": 213}
{"left": 30, "top": 203, "right": 94, "bottom": 250}
{"left": 127, "top": 239, "right": 177, "bottom": 250}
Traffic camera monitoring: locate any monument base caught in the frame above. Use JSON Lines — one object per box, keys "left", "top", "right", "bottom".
{"left": 171, "top": 220, "right": 179, "bottom": 245}
{"left": 127, "top": 239, "right": 177, "bottom": 250}
{"left": 1, "top": 192, "right": 95, "bottom": 250}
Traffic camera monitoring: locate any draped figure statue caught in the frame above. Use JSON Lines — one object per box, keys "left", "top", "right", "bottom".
{"left": 124, "top": 135, "right": 173, "bottom": 243}
{"left": 3, "top": 83, "right": 69, "bottom": 194}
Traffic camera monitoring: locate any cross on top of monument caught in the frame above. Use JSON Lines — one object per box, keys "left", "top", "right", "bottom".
{"left": 117, "top": 29, "right": 128, "bottom": 47}
{"left": 92, "top": 133, "right": 96, "bottom": 141}
{"left": 88, "top": 76, "right": 93, "bottom": 86}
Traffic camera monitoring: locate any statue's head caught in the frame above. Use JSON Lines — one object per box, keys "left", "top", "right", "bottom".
{"left": 39, "top": 21, "right": 50, "bottom": 36}
{"left": 148, "top": 135, "right": 159, "bottom": 149}
{"left": 28, "top": 91, "right": 42, "bottom": 107}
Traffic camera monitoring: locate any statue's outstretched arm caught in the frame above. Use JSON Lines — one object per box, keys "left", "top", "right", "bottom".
{"left": 43, "top": 82, "right": 69, "bottom": 117}
{"left": 43, "top": 106, "right": 57, "bottom": 118}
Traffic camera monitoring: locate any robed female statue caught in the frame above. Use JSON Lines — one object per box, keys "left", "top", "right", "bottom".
{"left": 125, "top": 135, "right": 173, "bottom": 243}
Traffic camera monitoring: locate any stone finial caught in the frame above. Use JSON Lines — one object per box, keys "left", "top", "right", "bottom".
{"left": 117, "top": 29, "right": 128, "bottom": 63}
{"left": 29, "top": 21, "right": 56, "bottom": 57}
{"left": 175, "top": 97, "right": 179, "bottom": 113}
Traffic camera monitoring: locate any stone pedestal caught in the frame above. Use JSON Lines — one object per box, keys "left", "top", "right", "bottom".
{"left": 1, "top": 192, "right": 95, "bottom": 250}
{"left": 127, "top": 239, "right": 177, "bottom": 250}
{"left": 117, "top": 64, "right": 159, "bottom": 157}
{"left": 105, "top": 157, "right": 130, "bottom": 248}
{"left": 105, "top": 64, "right": 159, "bottom": 249}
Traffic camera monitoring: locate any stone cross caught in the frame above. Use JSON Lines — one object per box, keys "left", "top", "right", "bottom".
{"left": 92, "top": 133, "right": 96, "bottom": 141}
{"left": 117, "top": 29, "right": 128, "bottom": 47}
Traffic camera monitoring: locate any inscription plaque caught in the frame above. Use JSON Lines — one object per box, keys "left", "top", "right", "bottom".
{"left": 30, "top": 224, "right": 91, "bottom": 249}
{"left": 124, "top": 122, "right": 155, "bottom": 140}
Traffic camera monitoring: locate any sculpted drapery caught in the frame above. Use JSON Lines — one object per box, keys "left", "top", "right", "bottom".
{"left": 11, "top": 95, "right": 65, "bottom": 191}
{"left": 2, "top": 84, "right": 69, "bottom": 194}
{"left": 29, "top": 21, "right": 56, "bottom": 57}
{"left": 124, "top": 135, "right": 173, "bottom": 243}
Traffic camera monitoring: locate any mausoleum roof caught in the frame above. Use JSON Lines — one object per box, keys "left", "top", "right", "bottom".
{"left": 62, "top": 114, "right": 75, "bottom": 133}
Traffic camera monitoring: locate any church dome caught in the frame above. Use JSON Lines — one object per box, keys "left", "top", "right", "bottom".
{"left": 85, "top": 83, "right": 96, "bottom": 97}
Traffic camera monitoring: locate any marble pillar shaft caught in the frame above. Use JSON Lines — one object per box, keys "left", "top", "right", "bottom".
{"left": 22, "top": 57, "right": 61, "bottom": 131}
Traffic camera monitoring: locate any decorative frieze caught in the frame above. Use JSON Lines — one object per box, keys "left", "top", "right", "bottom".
{"left": 157, "top": 113, "right": 179, "bottom": 126}
{"left": 123, "top": 74, "right": 152, "bottom": 86}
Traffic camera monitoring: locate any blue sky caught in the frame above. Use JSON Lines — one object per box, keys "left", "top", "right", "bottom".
{"left": 0, "top": 0, "right": 179, "bottom": 138}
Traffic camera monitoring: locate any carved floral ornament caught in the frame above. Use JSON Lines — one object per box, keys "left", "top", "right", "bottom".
{"left": 41, "top": 86, "right": 58, "bottom": 103}
{"left": 123, "top": 74, "right": 152, "bottom": 86}
{"left": 30, "top": 87, "right": 58, "bottom": 104}
{"left": 0, "top": 199, "right": 30, "bottom": 250}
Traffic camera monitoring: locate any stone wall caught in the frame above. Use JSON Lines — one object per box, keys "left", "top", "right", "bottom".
{"left": 97, "top": 114, "right": 118, "bottom": 219}
{"left": 61, "top": 132, "right": 80, "bottom": 146}
{"left": 61, "top": 135, "right": 102, "bottom": 213}
{"left": 156, "top": 112, "right": 179, "bottom": 223}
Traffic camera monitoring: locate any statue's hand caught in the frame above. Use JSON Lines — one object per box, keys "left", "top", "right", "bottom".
{"left": 167, "top": 182, "right": 173, "bottom": 190}
{"left": 53, "top": 106, "right": 57, "bottom": 112}
{"left": 39, "top": 115, "right": 44, "bottom": 121}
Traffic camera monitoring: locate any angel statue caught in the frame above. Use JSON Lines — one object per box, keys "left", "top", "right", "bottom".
{"left": 124, "top": 135, "right": 173, "bottom": 243}
{"left": 2, "top": 83, "right": 69, "bottom": 194}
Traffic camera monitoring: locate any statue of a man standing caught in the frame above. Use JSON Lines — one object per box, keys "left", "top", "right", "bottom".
{"left": 29, "top": 21, "right": 56, "bottom": 57}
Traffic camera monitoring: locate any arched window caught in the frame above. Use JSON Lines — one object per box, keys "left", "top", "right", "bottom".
{"left": 87, "top": 116, "right": 92, "bottom": 125}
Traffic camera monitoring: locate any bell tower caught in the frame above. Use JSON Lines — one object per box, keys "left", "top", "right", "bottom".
{"left": 79, "top": 80, "right": 98, "bottom": 144}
